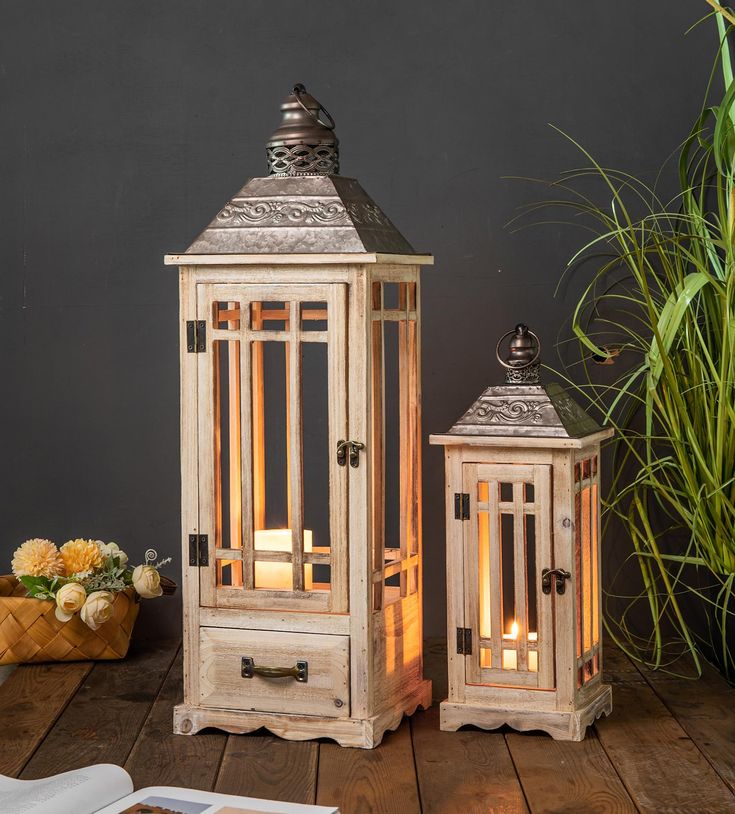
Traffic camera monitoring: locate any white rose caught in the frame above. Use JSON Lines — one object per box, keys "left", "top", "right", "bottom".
{"left": 54, "top": 583, "right": 87, "bottom": 622}
{"left": 79, "top": 591, "right": 114, "bottom": 630}
{"left": 98, "top": 541, "right": 128, "bottom": 565}
{"left": 132, "top": 564, "right": 163, "bottom": 599}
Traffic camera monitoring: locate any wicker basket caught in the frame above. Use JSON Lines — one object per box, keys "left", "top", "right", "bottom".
{"left": 0, "top": 575, "right": 140, "bottom": 665}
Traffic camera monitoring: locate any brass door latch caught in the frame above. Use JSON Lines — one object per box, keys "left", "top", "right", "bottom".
{"left": 541, "top": 567, "right": 571, "bottom": 595}
{"left": 336, "top": 439, "right": 364, "bottom": 468}
{"left": 241, "top": 657, "right": 308, "bottom": 683}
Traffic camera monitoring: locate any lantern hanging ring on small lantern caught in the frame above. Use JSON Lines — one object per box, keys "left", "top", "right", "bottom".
{"left": 292, "top": 83, "right": 336, "bottom": 130}
{"left": 496, "top": 324, "right": 541, "bottom": 384}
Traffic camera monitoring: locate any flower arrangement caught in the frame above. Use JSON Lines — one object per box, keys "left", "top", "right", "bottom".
{"left": 10, "top": 538, "right": 170, "bottom": 631}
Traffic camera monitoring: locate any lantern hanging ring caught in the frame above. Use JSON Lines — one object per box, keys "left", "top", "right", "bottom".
{"left": 292, "top": 83, "right": 336, "bottom": 130}
{"left": 496, "top": 326, "right": 541, "bottom": 370}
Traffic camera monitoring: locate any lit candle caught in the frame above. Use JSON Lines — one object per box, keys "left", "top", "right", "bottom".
{"left": 254, "top": 529, "right": 313, "bottom": 590}
{"left": 501, "top": 620, "right": 539, "bottom": 672}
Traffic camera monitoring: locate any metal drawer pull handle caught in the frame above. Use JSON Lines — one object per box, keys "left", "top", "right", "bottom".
{"left": 541, "top": 567, "right": 571, "bottom": 595}
{"left": 241, "top": 657, "right": 308, "bottom": 683}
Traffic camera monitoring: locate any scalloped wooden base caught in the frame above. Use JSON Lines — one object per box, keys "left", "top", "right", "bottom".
{"left": 439, "top": 683, "right": 612, "bottom": 742}
{"left": 174, "top": 679, "right": 432, "bottom": 749}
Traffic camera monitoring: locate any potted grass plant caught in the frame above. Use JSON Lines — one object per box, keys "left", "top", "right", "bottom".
{"left": 513, "top": 4, "right": 735, "bottom": 677}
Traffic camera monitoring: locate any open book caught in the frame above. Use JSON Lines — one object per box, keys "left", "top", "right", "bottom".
{"left": 0, "top": 765, "right": 339, "bottom": 814}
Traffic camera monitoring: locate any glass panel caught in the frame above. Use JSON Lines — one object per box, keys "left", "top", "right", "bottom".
{"left": 253, "top": 339, "right": 290, "bottom": 591}
{"left": 301, "top": 301, "right": 328, "bottom": 332}
{"left": 575, "top": 488, "right": 582, "bottom": 660}
{"left": 372, "top": 280, "right": 420, "bottom": 606}
{"left": 370, "top": 310, "right": 383, "bottom": 610}
{"left": 214, "top": 301, "right": 241, "bottom": 330}
{"left": 501, "top": 513, "right": 515, "bottom": 636}
{"left": 251, "top": 301, "right": 289, "bottom": 331}
{"left": 524, "top": 483, "right": 535, "bottom": 503}
{"left": 214, "top": 339, "right": 242, "bottom": 588}
{"left": 383, "top": 282, "right": 400, "bottom": 310}
{"left": 582, "top": 479, "right": 593, "bottom": 652}
{"left": 592, "top": 474, "right": 600, "bottom": 646}
{"left": 302, "top": 342, "right": 330, "bottom": 591}
{"left": 526, "top": 514, "right": 537, "bottom": 638}
{"left": 478, "top": 504, "right": 490, "bottom": 638}
{"left": 384, "top": 320, "right": 400, "bottom": 558}
{"left": 372, "top": 281, "right": 382, "bottom": 310}
{"left": 500, "top": 483, "right": 513, "bottom": 502}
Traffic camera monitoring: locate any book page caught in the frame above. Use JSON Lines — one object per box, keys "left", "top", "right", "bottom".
{"left": 95, "top": 786, "right": 339, "bottom": 814}
{"left": 0, "top": 764, "right": 133, "bottom": 814}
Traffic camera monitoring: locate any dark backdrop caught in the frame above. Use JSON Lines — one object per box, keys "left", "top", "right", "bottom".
{"left": 0, "top": 1, "right": 715, "bottom": 638}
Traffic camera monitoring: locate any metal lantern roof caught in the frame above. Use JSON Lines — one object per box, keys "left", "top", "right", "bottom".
{"left": 184, "top": 174, "right": 416, "bottom": 256}
{"left": 444, "top": 325, "right": 604, "bottom": 440}
{"left": 181, "top": 84, "right": 419, "bottom": 258}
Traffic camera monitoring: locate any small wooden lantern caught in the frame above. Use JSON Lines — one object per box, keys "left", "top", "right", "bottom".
{"left": 430, "top": 325, "right": 613, "bottom": 741}
{"left": 169, "top": 85, "right": 432, "bottom": 748}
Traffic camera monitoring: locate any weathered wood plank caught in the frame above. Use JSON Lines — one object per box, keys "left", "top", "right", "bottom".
{"left": 20, "top": 639, "right": 179, "bottom": 779}
{"left": 215, "top": 735, "right": 318, "bottom": 804}
{"left": 0, "top": 660, "right": 93, "bottom": 777}
{"left": 506, "top": 730, "right": 635, "bottom": 813}
{"left": 634, "top": 654, "right": 735, "bottom": 795}
{"left": 125, "top": 647, "right": 227, "bottom": 790}
{"left": 316, "top": 720, "right": 420, "bottom": 813}
{"left": 413, "top": 706, "right": 528, "bottom": 814}
{"left": 597, "top": 646, "right": 735, "bottom": 813}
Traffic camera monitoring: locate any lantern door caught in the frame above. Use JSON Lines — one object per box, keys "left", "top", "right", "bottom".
{"left": 196, "top": 282, "right": 348, "bottom": 614}
{"left": 462, "top": 462, "right": 554, "bottom": 689}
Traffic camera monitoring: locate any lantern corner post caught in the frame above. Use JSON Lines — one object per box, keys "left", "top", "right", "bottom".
{"left": 177, "top": 261, "right": 202, "bottom": 708}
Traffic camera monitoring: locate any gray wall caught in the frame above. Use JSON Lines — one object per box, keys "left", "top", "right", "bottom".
{"left": 0, "top": 1, "right": 714, "bottom": 638}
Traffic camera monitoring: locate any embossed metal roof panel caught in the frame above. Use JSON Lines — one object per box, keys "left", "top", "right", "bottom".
{"left": 185, "top": 175, "right": 416, "bottom": 255}
{"left": 447, "top": 382, "right": 602, "bottom": 439}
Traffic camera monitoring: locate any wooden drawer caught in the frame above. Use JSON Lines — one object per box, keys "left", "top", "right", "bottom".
{"left": 199, "top": 627, "right": 350, "bottom": 718}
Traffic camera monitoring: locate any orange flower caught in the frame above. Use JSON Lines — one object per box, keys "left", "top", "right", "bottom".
{"left": 11, "top": 538, "right": 64, "bottom": 578}
{"left": 60, "top": 538, "right": 103, "bottom": 577}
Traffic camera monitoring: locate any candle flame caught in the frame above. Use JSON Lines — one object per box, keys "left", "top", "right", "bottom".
{"left": 510, "top": 620, "right": 519, "bottom": 639}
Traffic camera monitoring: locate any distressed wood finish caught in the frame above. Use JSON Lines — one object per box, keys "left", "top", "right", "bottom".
{"left": 198, "top": 627, "right": 350, "bottom": 717}
{"left": 412, "top": 706, "right": 529, "bottom": 814}
{"left": 127, "top": 648, "right": 228, "bottom": 790}
{"left": 21, "top": 639, "right": 178, "bottom": 779}
{"left": 216, "top": 735, "right": 318, "bottom": 804}
{"left": 176, "top": 259, "right": 430, "bottom": 748}
{"left": 0, "top": 660, "right": 93, "bottom": 776}
{"left": 316, "top": 720, "right": 421, "bottom": 813}
{"left": 430, "top": 431, "right": 612, "bottom": 741}
{"left": 4, "top": 638, "right": 735, "bottom": 812}
{"left": 506, "top": 730, "right": 636, "bottom": 813}
{"left": 597, "top": 646, "right": 735, "bottom": 813}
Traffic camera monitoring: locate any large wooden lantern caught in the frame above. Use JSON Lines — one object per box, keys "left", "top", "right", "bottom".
{"left": 168, "top": 85, "right": 432, "bottom": 748}
{"left": 430, "top": 325, "right": 613, "bottom": 741}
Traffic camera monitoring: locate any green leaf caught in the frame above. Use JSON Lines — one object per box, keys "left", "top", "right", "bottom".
{"left": 646, "top": 272, "right": 712, "bottom": 391}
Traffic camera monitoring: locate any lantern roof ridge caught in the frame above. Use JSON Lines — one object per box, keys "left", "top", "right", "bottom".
{"left": 445, "top": 381, "right": 603, "bottom": 440}
{"left": 182, "top": 174, "right": 418, "bottom": 256}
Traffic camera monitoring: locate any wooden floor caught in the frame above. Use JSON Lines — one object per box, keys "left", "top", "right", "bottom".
{"left": 1, "top": 638, "right": 734, "bottom": 813}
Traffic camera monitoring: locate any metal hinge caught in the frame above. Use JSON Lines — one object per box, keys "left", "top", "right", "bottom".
{"left": 457, "top": 627, "right": 473, "bottom": 655}
{"left": 186, "top": 320, "right": 207, "bottom": 353}
{"left": 188, "top": 534, "right": 209, "bottom": 566}
{"left": 454, "top": 493, "right": 470, "bottom": 520}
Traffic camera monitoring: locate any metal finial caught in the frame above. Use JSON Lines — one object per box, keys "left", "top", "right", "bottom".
{"left": 496, "top": 324, "right": 541, "bottom": 384}
{"left": 266, "top": 84, "right": 340, "bottom": 177}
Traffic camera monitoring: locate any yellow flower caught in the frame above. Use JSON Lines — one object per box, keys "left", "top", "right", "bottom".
{"left": 60, "top": 538, "right": 103, "bottom": 577}
{"left": 11, "top": 538, "right": 64, "bottom": 578}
